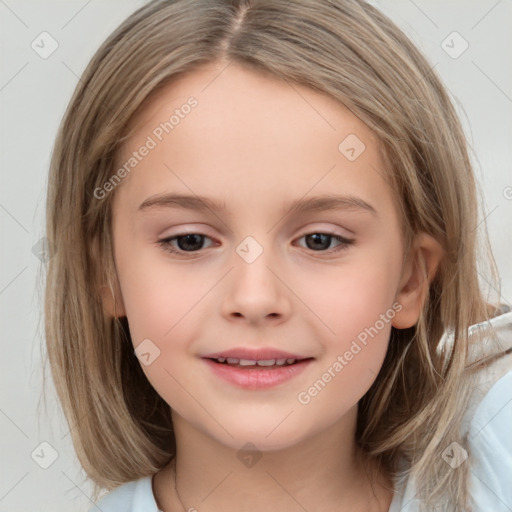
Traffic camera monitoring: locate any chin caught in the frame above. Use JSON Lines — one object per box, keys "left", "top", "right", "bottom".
{"left": 207, "top": 416, "right": 314, "bottom": 453}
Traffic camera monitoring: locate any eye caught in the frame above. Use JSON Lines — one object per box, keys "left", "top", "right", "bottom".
{"left": 158, "top": 233, "right": 216, "bottom": 255}
{"left": 157, "top": 231, "right": 354, "bottom": 257}
{"left": 295, "top": 232, "right": 354, "bottom": 253}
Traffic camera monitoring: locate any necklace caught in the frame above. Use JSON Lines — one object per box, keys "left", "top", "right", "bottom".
{"left": 172, "top": 458, "right": 189, "bottom": 512}
{"left": 155, "top": 459, "right": 188, "bottom": 512}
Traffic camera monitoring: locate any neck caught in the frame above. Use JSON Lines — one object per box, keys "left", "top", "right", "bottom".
{"left": 153, "top": 407, "right": 393, "bottom": 512}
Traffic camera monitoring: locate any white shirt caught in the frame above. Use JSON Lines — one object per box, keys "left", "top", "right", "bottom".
{"left": 92, "top": 311, "right": 512, "bottom": 512}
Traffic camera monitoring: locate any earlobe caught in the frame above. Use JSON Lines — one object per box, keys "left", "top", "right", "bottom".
{"left": 392, "top": 233, "right": 444, "bottom": 329}
{"left": 100, "top": 280, "right": 126, "bottom": 318}
{"left": 92, "top": 237, "right": 127, "bottom": 318}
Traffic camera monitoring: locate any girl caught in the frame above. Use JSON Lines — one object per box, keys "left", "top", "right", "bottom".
{"left": 44, "top": 1, "right": 512, "bottom": 511}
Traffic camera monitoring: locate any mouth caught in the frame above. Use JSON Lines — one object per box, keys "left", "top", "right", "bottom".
{"left": 207, "top": 356, "right": 308, "bottom": 368}
{"left": 201, "top": 348, "right": 314, "bottom": 389}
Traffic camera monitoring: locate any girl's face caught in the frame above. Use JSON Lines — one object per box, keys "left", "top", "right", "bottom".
{"left": 107, "top": 61, "right": 419, "bottom": 451}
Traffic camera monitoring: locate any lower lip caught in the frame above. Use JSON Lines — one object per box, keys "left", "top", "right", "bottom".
{"left": 203, "top": 359, "right": 312, "bottom": 389}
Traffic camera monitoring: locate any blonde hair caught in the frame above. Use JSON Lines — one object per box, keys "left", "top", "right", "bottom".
{"left": 44, "top": 0, "right": 504, "bottom": 509}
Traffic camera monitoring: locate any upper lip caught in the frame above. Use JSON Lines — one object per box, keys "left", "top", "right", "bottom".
{"left": 201, "top": 348, "right": 310, "bottom": 361}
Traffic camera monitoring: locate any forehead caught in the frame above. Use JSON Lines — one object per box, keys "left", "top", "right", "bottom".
{"left": 121, "top": 60, "right": 380, "bottom": 158}
{"left": 113, "top": 61, "right": 397, "bottom": 222}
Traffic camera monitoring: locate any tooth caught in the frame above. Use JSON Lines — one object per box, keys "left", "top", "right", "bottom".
{"left": 227, "top": 358, "right": 239, "bottom": 364}
{"left": 217, "top": 357, "right": 226, "bottom": 363}
{"left": 286, "top": 358, "right": 296, "bottom": 364}
{"left": 238, "top": 359, "right": 256, "bottom": 366}
{"left": 256, "top": 359, "right": 276, "bottom": 366}
{"left": 275, "top": 359, "right": 287, "bottom": 365}
{"left": 239, "top": 359, "right": 257, "bottom": 366}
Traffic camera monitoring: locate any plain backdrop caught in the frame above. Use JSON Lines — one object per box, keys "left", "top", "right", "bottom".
{"left": 1, "top": 1, "right": 511, "bottom": 510}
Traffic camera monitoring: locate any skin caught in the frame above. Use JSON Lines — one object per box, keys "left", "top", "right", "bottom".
{"left": 102, "top": 60, "right": 443, "bottom": 512}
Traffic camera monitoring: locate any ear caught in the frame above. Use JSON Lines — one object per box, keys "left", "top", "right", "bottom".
{"left": 92, "top": 237, "right": 126, "bottom": 318}
{"left": 392, "top": 233, "right": 444, "bottom": 329}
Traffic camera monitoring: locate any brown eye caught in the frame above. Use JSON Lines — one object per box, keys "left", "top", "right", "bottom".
{"left": 297, "top": 233, "right": 354, "bottom": 253}
{"left": 174, "top": 234, "right": 206, "bottom": 251}
{"left": 158, "top": 233, "right": 215, "bottom": 255}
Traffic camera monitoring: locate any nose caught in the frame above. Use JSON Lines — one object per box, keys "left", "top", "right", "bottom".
{"left": 220, "top": 247, "right": 292, "bottom": 326}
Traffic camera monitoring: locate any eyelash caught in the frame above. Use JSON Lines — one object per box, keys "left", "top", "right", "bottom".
{"left": 157, "top": 232, "right": 354, "bottom": 257}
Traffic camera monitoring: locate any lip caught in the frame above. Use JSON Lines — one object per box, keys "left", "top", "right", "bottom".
{"left": 201, "top": 347, "right": 307, "bottom": 361}
{"left": 202, "top": 347, "right": 313, "bottom": 390}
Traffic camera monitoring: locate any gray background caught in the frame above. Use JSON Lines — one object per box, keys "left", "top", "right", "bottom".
{"left": 1, "top": 1, "right": 511, "bottom": 510}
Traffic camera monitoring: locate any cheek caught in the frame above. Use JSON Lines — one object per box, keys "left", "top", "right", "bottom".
{"left": 301, "top": 254, "right": 402, "bottom": 346}
{"left": 114, "top": 250, "right": 216, "bottom": 404}
{"left": 293, "top": 251, "right": 401, "bottom": 395}
{"left": 118, "top": 269, "right": 205, "bottom": 418}
{"left": 295, "top": 280, "right": 395, "bottom": 426}
{"left": 116, "top": 246, "right": 211, "bottom": 343}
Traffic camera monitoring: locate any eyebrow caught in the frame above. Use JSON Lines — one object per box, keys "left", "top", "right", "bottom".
{"left": 138, "top": 193, "right": 378, "bottom": 217}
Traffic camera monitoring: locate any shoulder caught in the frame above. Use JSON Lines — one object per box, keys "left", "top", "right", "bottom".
{"left": 464, "top": 309, "right": 512, "bottom": 422}
{"left": 465, "top": 310, "right": 512, "bottom": 511}
{"left": 466, "top": 369, "right": 512, "bottom": 511}
{"left": 389, "top": 310, "right": 512, "bottom": 512}
{"left": 89, "top": 476, "right": 160, "bottom": 512}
